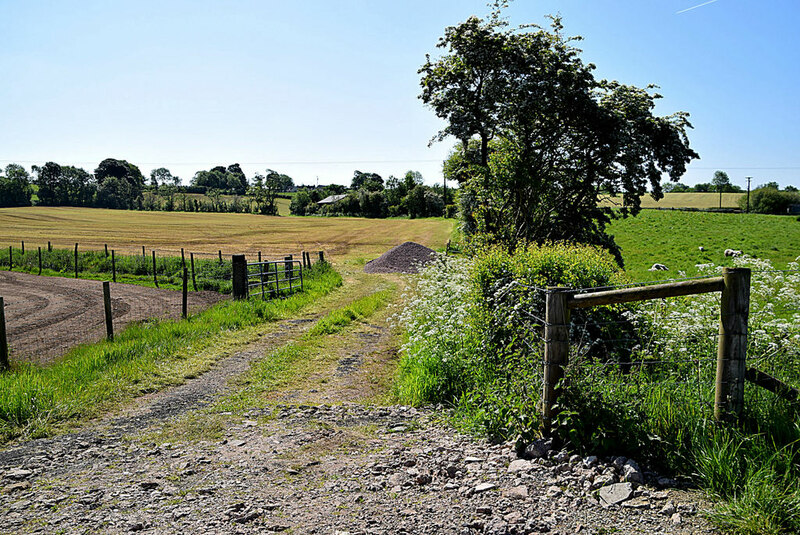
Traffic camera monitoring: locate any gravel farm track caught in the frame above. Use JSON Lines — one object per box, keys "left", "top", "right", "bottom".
{"left": 0, "top": 271, "right": 226, "bottom": 365}
{"left": 0, "top": 268, "right": 717, "bottom": 534}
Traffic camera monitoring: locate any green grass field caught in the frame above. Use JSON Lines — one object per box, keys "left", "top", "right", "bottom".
{"left": 0, "top": 206, "right": 456, "bottom": 264}
{"left": 608, "top": 210, "right": 800, "bottom": 281}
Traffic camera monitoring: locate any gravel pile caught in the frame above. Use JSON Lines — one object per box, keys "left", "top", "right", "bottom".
{"left": 364, "top": 242, "right": 438, "bottom": 274}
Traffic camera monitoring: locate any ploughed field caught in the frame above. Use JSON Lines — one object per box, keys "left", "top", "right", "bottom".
{"left": 0, "top": 271, "right": 225, "bottom": 364}
{"left": 0, "top": 207, "right": 455, "bottom": 264}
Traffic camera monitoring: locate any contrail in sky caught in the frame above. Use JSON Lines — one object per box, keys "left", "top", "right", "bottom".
{"left": 676, "top": 0, "right": 719, "bottom": 14}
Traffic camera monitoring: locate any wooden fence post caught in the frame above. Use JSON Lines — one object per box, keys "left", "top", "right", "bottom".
{"left": 182, "top": 267, "right": 188, "bottom": 319}
{"left": 48, "top": 241, "right": 51, "bottom": 252}
{"left": 542, "top": 287, "right": 571, "bottom": 436}
{"left": 151, "top": 250, "right": 159, "bottom": 288}
{"left": 190, "top": 253, "right": 197, "bottom": 291}
{"left": 38, "top": 247, "right": 42, "bottom": 275}
{"left": 181, "top": 248, "right": 186, "bottom": 269}
{"left": 0, "top": 296, "right": 8, "bottom": 370}
{"left": 74, "top": 243, "right": 79, "bottom": 278}
{"left": 714, "top": 267, "right": 751, "bottom": 422}
{"left": 231, "top": 254, "right": 248, "bottom": 300}
{"left": 258, "top": 251, "right": 262, "bottom": 263}
{"left": 111, "top": 250, "right": 116, "bottom": 282}
{"left": 21, "top": 241, "right": 24, "bottom": 254}
{"left": 104, "top": 244, "right": 108, "bottom": 257}
{"left": 218, "top": 250, "right": 223, "bottom": 263}
{"left": 102, "top": 281, "right": 113, "bottom": 341}
{"left": 8, "top": 246, "right": 12, "bottom": 270}
{"left": 318, "top": 251, "right": 325, "bottom": 264}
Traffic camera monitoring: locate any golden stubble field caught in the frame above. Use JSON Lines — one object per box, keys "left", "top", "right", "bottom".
{"left": 598, "top": 192, "right": 745, "bottom": 209}
{"left": 0, "top": 207, "right": 456, "bottom": 263}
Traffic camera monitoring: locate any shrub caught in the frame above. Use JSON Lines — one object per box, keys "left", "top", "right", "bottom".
{"left": 396, "top": 243, "right": 624, "bottom": 439}
{"left": 740, "top": 187, "right": 800, "bottom": 214}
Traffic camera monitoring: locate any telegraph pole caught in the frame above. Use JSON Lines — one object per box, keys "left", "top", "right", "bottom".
{"left": 746, "top": 176, "right": 752, "bottom": 213}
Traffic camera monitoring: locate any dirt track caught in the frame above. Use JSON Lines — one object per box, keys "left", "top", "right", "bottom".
{"left": 0, "top": 272, "right": 715, "bottom": 534}
{"left": 0, "top": 271, "right": 226, "bottom": 364}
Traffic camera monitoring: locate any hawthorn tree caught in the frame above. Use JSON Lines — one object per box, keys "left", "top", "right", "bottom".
{"left": 420, "top": 9, "right": 698, "bottom": 263}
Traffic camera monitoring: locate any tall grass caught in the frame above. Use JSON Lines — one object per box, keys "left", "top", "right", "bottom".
{"left": 0, "top": 262, "right": 342, "bottom": 442}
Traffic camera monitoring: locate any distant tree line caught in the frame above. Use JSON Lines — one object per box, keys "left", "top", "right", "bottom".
{"left": 290, "top": 170, "right": 455, "bottom": 219}
{"left": 0, "top": 159, "right": 295, "bottom": 214}
{"left": 663, "top": 171, "right": 745, "bottom": 193}
{"left": 664, "top": 171, "right": 800, "bottom": 214}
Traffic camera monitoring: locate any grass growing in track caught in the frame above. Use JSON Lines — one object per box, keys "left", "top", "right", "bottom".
{"left": 608, "top": 210, "right": 800, "bottom": 281}
{"left": 0, "top": 263, "right": 342, "bottom": 443}
{"left": 218, "top": 287, "right": 396, "bottom": 412}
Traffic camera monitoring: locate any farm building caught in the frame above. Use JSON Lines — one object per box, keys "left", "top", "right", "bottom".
{"left": 317, "top": 194, "right": 348, "bottom": 205}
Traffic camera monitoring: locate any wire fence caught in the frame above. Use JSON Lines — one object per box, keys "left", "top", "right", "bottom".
{"left": 516, "top": 268, "right": 800, "bottom": 428}
{"left": 0, "top": 272, "right": 226, "bottom": 365}
{"left": 0, "top": 241, "right": 328, "bottom": 365}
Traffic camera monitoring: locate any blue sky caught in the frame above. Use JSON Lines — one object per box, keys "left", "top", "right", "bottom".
{"left": 1, "top": 0, "right": 798, "bottom": 189}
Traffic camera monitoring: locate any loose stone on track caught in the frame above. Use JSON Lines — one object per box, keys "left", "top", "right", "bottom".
{"left": 363, "top": 241, "right": 437, "bottom": 274}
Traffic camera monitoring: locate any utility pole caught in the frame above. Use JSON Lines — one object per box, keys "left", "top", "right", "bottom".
{"left": 746, "top": 176, "right": 752, "bottom": 213}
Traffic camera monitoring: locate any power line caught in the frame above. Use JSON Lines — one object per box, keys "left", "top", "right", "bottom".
{"left": 0, "top": 158, "right": 444, "bottom": 166}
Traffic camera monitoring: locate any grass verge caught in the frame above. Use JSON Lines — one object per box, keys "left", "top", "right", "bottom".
{"left": 0, "top": 263, "right": 342, "bottom": 443}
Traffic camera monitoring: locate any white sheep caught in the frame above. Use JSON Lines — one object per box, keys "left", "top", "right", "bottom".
{"left": 648, "top": 263, "right": 669, "bottom": 271}
{"left": 724, "top": 249, "right": 742, "bottom": 257}
{"left": 698, "top": 246, "right": 705, "bottom": 252}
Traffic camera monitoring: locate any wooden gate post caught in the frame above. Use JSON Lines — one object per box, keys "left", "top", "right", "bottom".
{"left": 231, "top": 254, "right": 248, "bottom": 300}
{"left": 285, "top": 255, "right": 293, "bottom": 292}
{"left": 259, "top": 261, "right": 266, "bottom": 298}
{"left": 74, "top": 243, "right": 79, "bottom": 278}
{"left": 102, "top": 282, "right": 114, "bottom": 341}
{"left": 37, "top": 247, "right": 42, "bottom": 275}
{"left": 714, "top": 267, "right": 751, "bottom": 422}
{"left": 0, "top": 296, "right": 8, "bottom": 370}
{"left": 542, "top": 287, "right": 571, "bottom": 436}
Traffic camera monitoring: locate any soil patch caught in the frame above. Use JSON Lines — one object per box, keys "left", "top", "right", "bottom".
{"left": 363, "top": 241, "right": 437, "bottom": 274}
{"left": 0, "top": 271, "right": 226, "bottom": 364}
